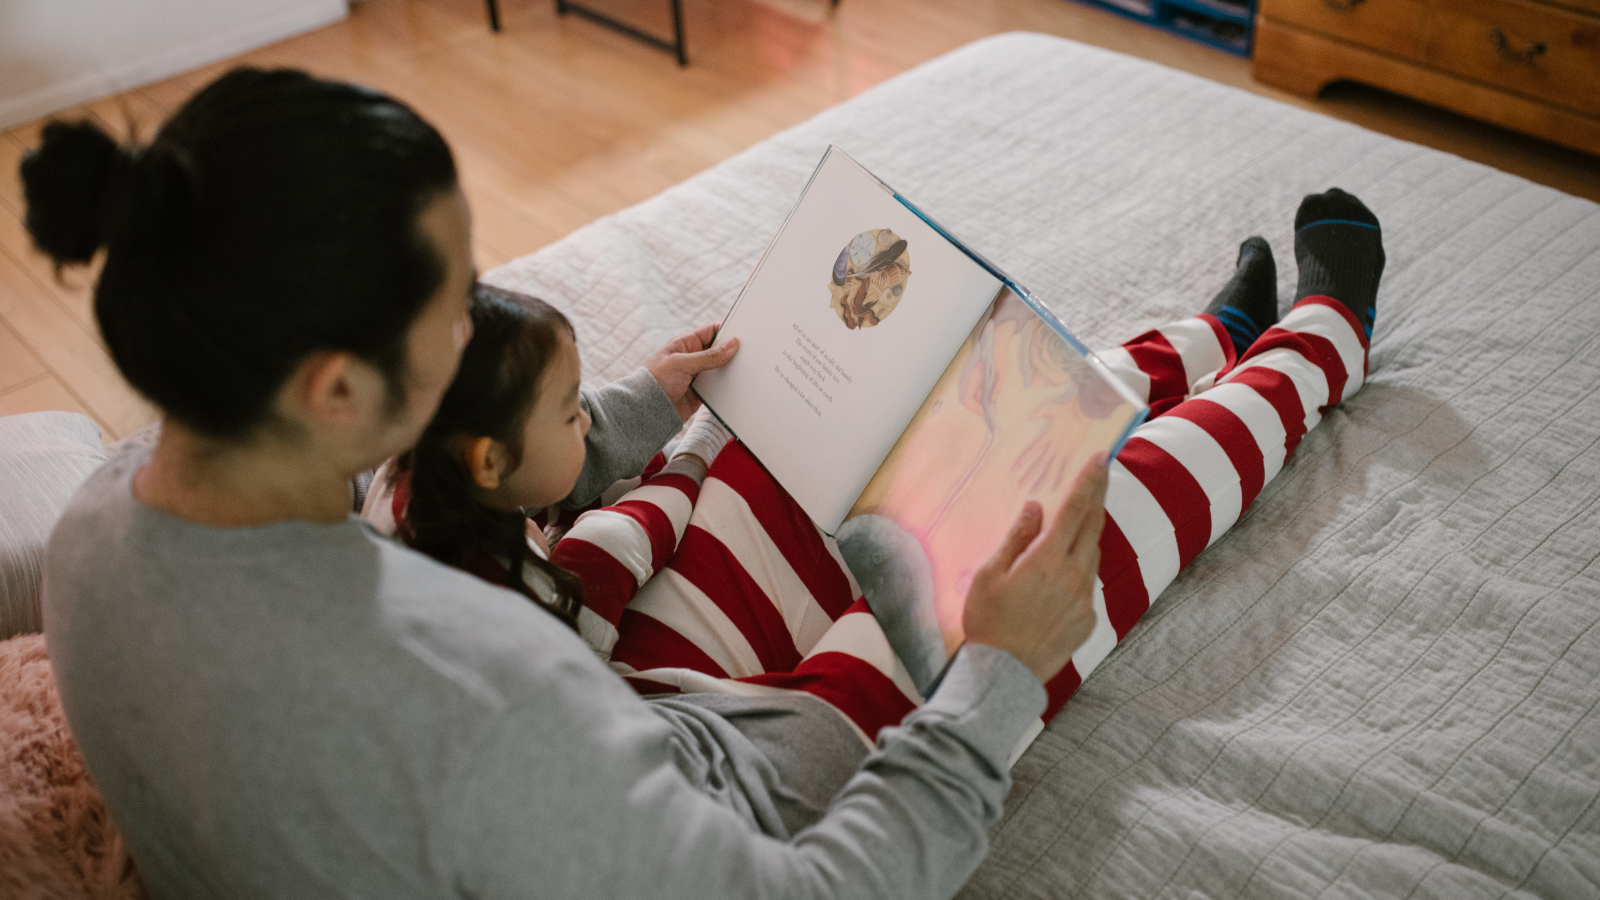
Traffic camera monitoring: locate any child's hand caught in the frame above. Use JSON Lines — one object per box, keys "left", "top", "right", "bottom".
{"left": 961, "top": 454, "right": 1108, "bottom": 685}
{"left": 647, "top": 323, "right": 739, "bottom": 421}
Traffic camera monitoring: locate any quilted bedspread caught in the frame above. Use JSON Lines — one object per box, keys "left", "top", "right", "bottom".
{"left": 487, "top": 33, "right": 1600, "bottom": 899}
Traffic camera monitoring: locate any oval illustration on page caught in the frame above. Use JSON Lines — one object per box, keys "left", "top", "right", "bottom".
{"left": 829, "top": 229, "right": 910, "bottom": 330}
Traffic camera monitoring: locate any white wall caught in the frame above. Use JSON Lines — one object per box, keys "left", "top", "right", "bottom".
{"left": 0, "top": 0, "right": 349, "bottom": 131}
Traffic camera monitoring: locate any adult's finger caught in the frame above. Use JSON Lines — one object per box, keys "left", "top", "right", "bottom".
{"left": 1067, "top": 538, "right": 1101, "bottom": 590}
{"left": 1064, "top": 455, "right": 1109, "bottom": 552}
{"left": 1071, "top": 487, "right": 1107, "bottom": 556}
{"left": 984, "top": 500, "right": 1044, "bottom": 576}
{"left": 1038, "top": 453, "right": 1108, "bottom": 557}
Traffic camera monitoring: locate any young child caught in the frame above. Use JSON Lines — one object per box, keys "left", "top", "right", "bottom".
{"left": 364, "top": 284, "right": 709, "bottom": 652}
{"left": 371, "top": 185, "right": 1384, "bottom": 748}
{"left": 362, "top": 283, "right": 926, "bottom": 746}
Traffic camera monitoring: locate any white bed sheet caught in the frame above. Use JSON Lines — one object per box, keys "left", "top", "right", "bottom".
{"left": 487, "top": 33, "right": 1600, "bottom": 899}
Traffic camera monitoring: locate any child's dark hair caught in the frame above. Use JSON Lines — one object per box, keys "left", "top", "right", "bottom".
{"left": 19, "top": 67, "right": 457, "bottom": 438}
{"left": 398, "top": 283, "right": 585, "bottom": 629}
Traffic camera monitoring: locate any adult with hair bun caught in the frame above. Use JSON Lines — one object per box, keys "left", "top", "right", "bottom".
{"left": 28, "top": 67, "right": 1106, "bottom": 900}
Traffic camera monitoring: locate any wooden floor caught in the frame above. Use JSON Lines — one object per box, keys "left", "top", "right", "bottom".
{"left": 3, "top": 0, "right": 1597, "bottom": 441}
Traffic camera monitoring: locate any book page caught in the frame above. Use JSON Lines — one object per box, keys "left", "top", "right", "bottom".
{"left": 839, "top": 288, "right": 1144, "bottom": 667}
{"left": 694, "top": 147, "right": 1002, "bottom": 533}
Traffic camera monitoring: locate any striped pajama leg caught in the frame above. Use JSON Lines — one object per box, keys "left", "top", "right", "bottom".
{"left": 605, "top": 296, "right": 1366, "bottom": 744}
{"left": 1037, "top": 295, "right": 1370, "bottom": 720}
{"left": 609, "top": 444, "right": 922, "bottom": 747}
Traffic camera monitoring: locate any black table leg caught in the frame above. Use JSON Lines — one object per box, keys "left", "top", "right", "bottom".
{"left": 671, "top": 0, "right": 687, "bottom": 66}
{"left": 554, "top": 0, "right": 688, "bottom": 66}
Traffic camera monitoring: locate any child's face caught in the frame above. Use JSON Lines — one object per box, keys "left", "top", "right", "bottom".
{"left": 494, "top": 329, "right": 591, "bottom": 510}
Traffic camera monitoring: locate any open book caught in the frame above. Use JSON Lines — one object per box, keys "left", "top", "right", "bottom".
{"left": 693, "top": 146, "right": 1148, "bottom": 668}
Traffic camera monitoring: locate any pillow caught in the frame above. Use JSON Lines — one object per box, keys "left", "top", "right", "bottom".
{"left": 0, "top": 413, "right": 106, "bottom": 639}
{"left": 0, "top": 633, "right": 146, "bottom": 900}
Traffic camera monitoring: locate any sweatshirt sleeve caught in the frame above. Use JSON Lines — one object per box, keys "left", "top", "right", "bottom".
{"left": 562, "top": 367, "right": 685, "bottom": 510}
{"left": 550, "top": 456, "right": 706, "bottom": 658}
{"left": 445, "top": 643, "right": 1047, "bottom": 900}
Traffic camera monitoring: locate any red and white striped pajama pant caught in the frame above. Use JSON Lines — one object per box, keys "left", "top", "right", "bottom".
{"left": 579, "top": 295, "right": 1370, "bottom": 746}
{"left": 1048, "top": 295, "right": 1369, "bottom": 714}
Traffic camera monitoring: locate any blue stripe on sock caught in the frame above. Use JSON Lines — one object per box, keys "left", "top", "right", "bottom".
{"left": 1296, "top": 218, "right": 1380, "bottom": 233}
{"left": 1217, "top": 307, "right": 1259, "bottom": 351}
{"left": 1217, "top": 306, "right": 1260, "bottom": 337}
{"left": 1226, "top": 322, "right": 1254, "bottom": 351}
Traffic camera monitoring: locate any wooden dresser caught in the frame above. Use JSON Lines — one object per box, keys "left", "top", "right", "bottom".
{"left": 1252, "top": 0, "right": 1600, "bottom": 155}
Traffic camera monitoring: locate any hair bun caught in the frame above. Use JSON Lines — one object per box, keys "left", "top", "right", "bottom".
{"left": 20, "top": 120, "right": 135, "bottom": 265}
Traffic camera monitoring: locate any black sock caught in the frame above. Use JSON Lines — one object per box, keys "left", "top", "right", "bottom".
{"left": 1204, "top": 235, "right": 1279, "bottom": 358}
{"left": 1294, "top": 188, "right": 1385, "bottom": 339}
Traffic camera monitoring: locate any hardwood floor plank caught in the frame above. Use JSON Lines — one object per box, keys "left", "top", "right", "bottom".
{"left": 0, "top": 246, "right": 154, "bottom": 439}
{"left": 281, "top": 5, "right": 794, "bottom": 172}
{"left": 83, "top": 93, "right": 167, "bottom": 144}
{"left": 128, "top": 74, "right": 202, "bottom": 120}
{"left": 239, "top": 32, "right": 658, "bottom": 226}
{"left": 0, "top": 134, "right": 25, "bottom": 218}
{"left": 0, "top": 210, "right": 98, "bottom": 333}
{"left": 461, "top": 182, "right": 566, "bottom": 267}
{"left": 6, "top": 106, "right": 98, "bottom": 149}
{"left": 0, "top": 318, "right": 48, "bottom": 394}
{"left": 0, "top": 375, "right": 99, "bottom": 431}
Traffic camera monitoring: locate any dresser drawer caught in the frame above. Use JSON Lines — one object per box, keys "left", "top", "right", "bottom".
{"left": 1423, "top": 0, "right": 1600, "bottom": 114}
{"left": 1260, "top": 0, "right": 1429, "bottom": 58}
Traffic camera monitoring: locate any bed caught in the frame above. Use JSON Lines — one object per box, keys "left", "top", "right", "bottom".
{"left": 485, "top": 32, "right": 1600, "bottom": 899}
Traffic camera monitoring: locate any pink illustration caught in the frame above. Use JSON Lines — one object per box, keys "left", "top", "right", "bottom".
{"left": 844, "top": 290, "right": 1139, "bottom": 656}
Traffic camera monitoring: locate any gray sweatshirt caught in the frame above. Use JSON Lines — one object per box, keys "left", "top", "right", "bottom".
{"left": 44, "top": 426, "right": 1046, "bottom": 900}
{"left": 561, "top": 367, "right": 687, "bottom": 509}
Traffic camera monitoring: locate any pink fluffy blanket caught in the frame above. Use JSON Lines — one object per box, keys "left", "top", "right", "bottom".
{"left": 0, "top": 634, "right": 145, "bottom": 900}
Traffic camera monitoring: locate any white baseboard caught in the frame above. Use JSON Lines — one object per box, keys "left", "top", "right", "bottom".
{"left": 0, "top": 0, "right": 349, "bottom": 132}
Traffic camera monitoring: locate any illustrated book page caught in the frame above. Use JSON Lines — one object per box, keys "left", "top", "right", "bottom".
{"left": 693, "top": 147, "right": 1003, "bottom": 533}
{"left": 840, "top": 287, "right": 1146, "bottom": 665}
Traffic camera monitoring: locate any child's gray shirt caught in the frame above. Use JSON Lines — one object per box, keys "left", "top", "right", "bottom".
{"left": 561, "top": 367, "right": 688, "bottom": 508}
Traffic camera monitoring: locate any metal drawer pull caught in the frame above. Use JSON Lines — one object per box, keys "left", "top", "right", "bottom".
{"left": 1489, "top": 28, "right": 1547, "bottom": 64}
{"left": 1321, "top": 0, "right": 1365, "bottom": 10}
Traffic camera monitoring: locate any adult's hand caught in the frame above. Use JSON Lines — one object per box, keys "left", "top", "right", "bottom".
{"left": 962, "top": 454, "right": 1108, "bottom": 685}
{"left": 646, "top": 323, "right": 739, "bottom": 422}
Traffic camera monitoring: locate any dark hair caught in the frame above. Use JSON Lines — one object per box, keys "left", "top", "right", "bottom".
{"left": 19, "top": 67, "right": 459, "bottom": 438}
{"left": 398, "top": 283, "right": 585, "bottom": 629}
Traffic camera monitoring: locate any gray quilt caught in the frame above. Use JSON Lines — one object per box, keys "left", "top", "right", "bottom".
{"left": 487, "top": 33, "right": 1600, "bottom": 899}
